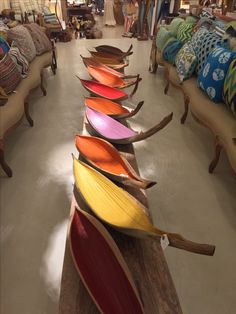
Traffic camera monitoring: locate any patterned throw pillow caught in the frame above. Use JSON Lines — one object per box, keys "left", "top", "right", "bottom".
{"left": 191, "top": 28, "right": 224, "bottom": 75}
{"left": 7, "top": 25, "right": 36, "bottom": 62}
{"left": 177, "top": 22, "right": 195, "bottom": 44}
{"left": 223, "top": 24, "right": 236, "bottom": 51}
{"left": 163, "top": 39, "right": 183, "bottom": 65}
{"left": 8, "top": 44, "right": 29, "bottom": 78}
{"left": 156, "top": 27, "right": 173, "bottom": 52}
{"left": 191, "top": 27, "right": 209, "bottom": 55}
{"left": 175, "top": 43, "right": 197, "bottom": 82}
{"left": 167, "top": 18, "right": 184, "bottom": 37}
{"left": 198, "top": 46, "right": 236, "bottom": 102}
{"left": 223, "top": 58, "right": 236, "bottom": 116}
{"left": 24, "top": 23, "right": 52, "bottom": 55}
{"left": 0, "top": 53, "right": 22, "bottom": 94}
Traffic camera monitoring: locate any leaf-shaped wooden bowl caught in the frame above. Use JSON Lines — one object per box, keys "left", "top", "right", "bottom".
{"left": 69, "top": 207, "right": 144, "bottom": 314}
{"left": 85, "top": 97, "right": 144, "bottom": 119}
{"left": 87, "top": 65, "right": 141, "bottom": 89}
{"left": 78, "top": 77, "right": 128, "bottom": 101}
{"left": 81, "top": 55, "right": 138, "bottom": 79}
{"left": 95, "top": 44, "right": 133, "bottom": 58}
{"left": 73, "top": 158, "right": 215, "bottom": 256}
{"left": 75, "top": 135, "right": 156, "bottom": 189}
{"left": 86, "top": 107, "right": 173, "bottom": 144}
{"left": 85, "top": 54, "right": 128, "bottom": 70}
{"left": 89, "top": 50, "right": 124, "bottom": 62}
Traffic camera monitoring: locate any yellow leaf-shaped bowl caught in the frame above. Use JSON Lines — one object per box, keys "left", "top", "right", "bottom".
{"left": 73, "top": 157, "right": 215, "bottom": 256}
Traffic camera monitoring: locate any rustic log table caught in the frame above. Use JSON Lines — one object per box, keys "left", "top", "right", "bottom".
{"left": 59, "top": 118, "right": 182, "bottom": 314}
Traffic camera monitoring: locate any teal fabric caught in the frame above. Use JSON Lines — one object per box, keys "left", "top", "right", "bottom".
{"left": 163, "top": 39, "right": 183, "bottom": 64}
{"left": 0, "top": 37, "right": 10, "bottom": 55}
{"left": 177, "top": 22, "right": 195, "bottom": 44}
{"left": 156, "top": 27, "right": 173, "bottom": 52}
{"left": 198, "top": 46, "right": 236, "bottom": 103}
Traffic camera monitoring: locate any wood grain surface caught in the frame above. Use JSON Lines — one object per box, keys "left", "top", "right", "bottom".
{"left": 59, "top": 118, "right": 182, "bottom": 314}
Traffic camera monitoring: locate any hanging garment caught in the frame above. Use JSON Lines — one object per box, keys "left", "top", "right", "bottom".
{"left": 169, "top": 0, "right": 174, "bottom": 14}
{"left": 104, "top": 0, "right": 116, "bottom": 25}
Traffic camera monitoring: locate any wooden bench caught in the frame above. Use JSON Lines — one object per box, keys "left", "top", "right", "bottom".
{"left": 59, "top": 117, "right": 182, "bottom": 314}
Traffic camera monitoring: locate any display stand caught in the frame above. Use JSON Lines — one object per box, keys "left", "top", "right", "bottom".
{"left": 59, "top": 117, "right": 182, "bottom": 314}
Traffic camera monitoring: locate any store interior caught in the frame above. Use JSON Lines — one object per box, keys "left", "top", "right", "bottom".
{"left": 0, "top": 1, "right": 236, "bottom": 314}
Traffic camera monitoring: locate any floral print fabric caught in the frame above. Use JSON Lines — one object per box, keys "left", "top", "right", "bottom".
{"left": 175, "top": 42, "right": 197, "bottom": 82}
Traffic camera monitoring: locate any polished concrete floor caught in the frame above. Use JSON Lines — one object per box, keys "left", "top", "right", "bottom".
{"left": 1, "top": 23, "right": 236, "bottom": 314}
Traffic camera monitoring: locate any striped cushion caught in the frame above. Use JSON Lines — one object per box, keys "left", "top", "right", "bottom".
{"left": 24, "top": 23, "right": 52, "bottom": 55}
{"left": 177, "top": 22, "right": 195, "bottom": 44}
{"left": 8, "top": 44, "right": 29, "bottom": 77}
{"left": 223, "top": 58, "right": 236, "bottom": 116}
{"left": 0, "top": 53, "right": 22, "bottom": 94}
{"left": 7, "top": 25, "right": 36, "bottom": 62}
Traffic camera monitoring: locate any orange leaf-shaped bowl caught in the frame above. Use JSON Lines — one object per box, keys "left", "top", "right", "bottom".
{"left": 75, "top": 135, "right": 156, "bottom": 189}
{"left": 85, "top": 97, "right": 144, "bottom": 119}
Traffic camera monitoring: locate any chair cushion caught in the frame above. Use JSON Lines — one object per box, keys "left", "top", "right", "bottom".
{"left": 191, "top": 27, "right": 209, "bottom": 55}
{"left": 175, "top": 43, "right": 197, "bottom": 82}
{"left": 8, "top": 44, "right": 29, "bottom": 78}
{"left": 24, "top": 23, "right": 52, "bottom": 55}
{"left": 156, "top": 27, "right": 173, "bottom": 52}
{"left": 223, "top": 58, "right": 236, "bottom": 116}
{"left": 0, "top": 53, "right": 22, "bottom": 94}
{"left": 7, "top": 25, "right": 37, "bottom": 62}
{"left": 163, "top": 39, "right": 183, "bottom": 65}
{"left": 198, "top": 46, "right": 236, "bottom": 103}
{"left": 177, "top": 22, "right": 195, "bottom": 44}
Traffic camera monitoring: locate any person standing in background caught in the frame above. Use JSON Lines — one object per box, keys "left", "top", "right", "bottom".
{"left": 104, "top": 0, "right": 116, "bottom": 26}
{"left": 95, "top": 0, "right": 104, "bottom": 15}
{"left": 122, "top": 0, "right": 137, "bottom": 36}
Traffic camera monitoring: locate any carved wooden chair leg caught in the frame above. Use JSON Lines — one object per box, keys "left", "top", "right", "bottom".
{"left": 208, "top": 138, "right": 222, "bottom": 173}
{"left": 0, "top": 140, "right": 12, "bottom": 177}
{"left": 24, "top": 101, "right": 34, "bottom": 127}
{"left": 40, "top": 73, "right": 47, "bottom": 96}
{"left": 164, "top": 68, "right": 169, "bottom": 95}
{"left": 181, "top": 95, "right": 189, "bottom": 124}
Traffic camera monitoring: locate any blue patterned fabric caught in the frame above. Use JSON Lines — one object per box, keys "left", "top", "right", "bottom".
{"left": 191, "top": 28, "right": 225, "bottom": 75}
{"left": 163, "top": 39, "right": 183, "bottom": 64}
{"left": 198, "top": 46, "right": 236, "bottom": 103}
